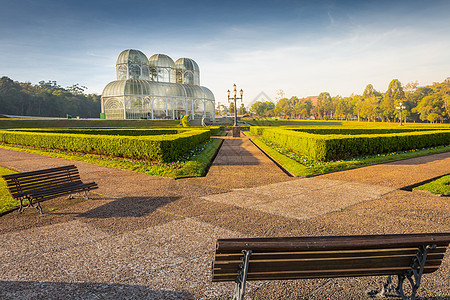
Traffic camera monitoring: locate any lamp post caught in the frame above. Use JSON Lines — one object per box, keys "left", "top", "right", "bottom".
{"left": 396, "top": 102, "right": 406, "bottom": 126}
{"left": 227, "top": 84, "right": 243, "bottom": 137}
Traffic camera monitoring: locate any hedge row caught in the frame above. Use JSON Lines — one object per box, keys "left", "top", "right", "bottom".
{"left": 249, "top": 126, "right": 447, "bottom": 137}
{"left": 290, "top": 128, "right": 432, "bottom": 135}
{"left": 13, "top": 128, "right": 184, "bottom": 136}
{"left": 261, "top": 128, "right": 450, "bottom": 161}
{"left": 0, "top": 129, "right": 212, "bottom": 162}
{"left": 13, "top": 126, "right": 223, "bottom": 136}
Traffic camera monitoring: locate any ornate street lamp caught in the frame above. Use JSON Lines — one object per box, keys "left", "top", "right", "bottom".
{"left": 396, "top": 102, "right": 406, "bottom": 126}
{"left": 227, "top": 84, "right": 244, "bottom": 137}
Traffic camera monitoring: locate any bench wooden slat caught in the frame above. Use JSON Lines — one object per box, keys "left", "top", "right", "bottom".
{"left": 214, "top": 246, "right": 448, "bottom": 261}
{"left": 7, "top": 179, "right": 86, "bottom": 199}
{"left": 8, "top": 177, "right": 83, "bottom": 193}
{"left": 5, "top": 173, "right": 81, "bottom": 188}
{"left": 2, "top": 165, "right": 78, "bottom": 180}
{"left": 213, "top": 266, "right": 441, "bottom": 281}
{"left": 27, "top": 182, "right": 97, "bottom": 198}
{"left": 7, "top": 178, "right": 83, "bottom": 194}
{"left": 4, "top": 170, "right": 80, "bottom": 186}
{"left": 213, "top": 255, "right": 444, "bottom": 273}
{"left": 216, "top": 233, "right": 450, "bottom": 252}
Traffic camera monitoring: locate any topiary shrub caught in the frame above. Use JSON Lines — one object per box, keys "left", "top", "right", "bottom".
{"left": 182, "top": 115, "right": 191, "bottom": 127}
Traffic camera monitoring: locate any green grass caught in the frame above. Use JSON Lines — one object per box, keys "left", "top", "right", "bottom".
{"left": 252, "top": 138, "right": 309, "bottom": 176}
{"left": 415, "top": 175, "right": 450, "bottom": 196}
{"left": 253, "top": 137, "right": 450, "bottom": 177}
{"left": 0, "top": 137, "right": 223, "bottom": 179}
{"left": 0, "top": 166, "right": 19, "bottom": 213}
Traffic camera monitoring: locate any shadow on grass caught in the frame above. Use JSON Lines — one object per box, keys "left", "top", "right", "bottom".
{"left": 0, "top": 280, "right": 193, "bottom": 299}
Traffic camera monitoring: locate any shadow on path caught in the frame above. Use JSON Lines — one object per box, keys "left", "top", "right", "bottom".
{"left": 0, "top": 281, "right": 193, "bottom": 299}
{"left": 78, "top": 196, "right": 181, "bottom": 218}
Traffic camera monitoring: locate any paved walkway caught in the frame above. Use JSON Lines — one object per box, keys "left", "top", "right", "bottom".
{"left": 0, "top": 136, "right": 449, "bottom": 299}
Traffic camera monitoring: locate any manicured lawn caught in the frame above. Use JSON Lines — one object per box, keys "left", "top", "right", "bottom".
{"left": 415, "top": 175, "right": 450, "bottom": 196}
{"left": 0, "top": 166, "right": 19, "bottom": 213}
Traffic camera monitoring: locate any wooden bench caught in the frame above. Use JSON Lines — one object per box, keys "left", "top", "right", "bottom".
{"left": 2, "top": 165, "right": 98, "bottom": 214}
{"left": 212, "top": 233, "right": 450, "bottom": 300}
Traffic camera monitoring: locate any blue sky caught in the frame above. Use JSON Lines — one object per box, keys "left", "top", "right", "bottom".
{"left": 1, "top": 0, "right": 449, "bottom": 105}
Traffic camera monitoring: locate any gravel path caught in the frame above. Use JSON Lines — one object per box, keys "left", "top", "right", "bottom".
{"left": 0, "top": 137, "right": 449, "bottom": 300}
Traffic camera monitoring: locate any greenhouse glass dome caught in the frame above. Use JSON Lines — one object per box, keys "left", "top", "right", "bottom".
{"left": 101, "top": 49, "right": 215, "bottom": 120}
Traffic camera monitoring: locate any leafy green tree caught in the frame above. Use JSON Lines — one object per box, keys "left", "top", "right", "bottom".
{"left": 383, "top": 79, "right": 406, "bottom": 122}
{"left": 294, "top": 99, "right": 312, "bottom": 119}
{"left": 250, "top": 101, "right": 275, "bottom": 117}
{"left": 238, "top": 103, "right": 246, "bottom": 115}
{"left": 0, "top": 77, "right": 100, "bottom": 118}
{"left": 229, "top": 101, "right": 235, "bottom": 115}
{"left": 350, "top": 94, "right": 362, "bottom": 121}
{"left": 361, "top": 84, "right": 382, "bottom": 121}
{"left": 274, "top": 97, "right": 295, "bottom": 118}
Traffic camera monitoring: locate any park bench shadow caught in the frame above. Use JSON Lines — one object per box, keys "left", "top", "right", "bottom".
{"left": 78, "top": 196, "right": 181, "bottom": 218}
{"left": 0, "top": 280, "right": 193, "bottom": 299}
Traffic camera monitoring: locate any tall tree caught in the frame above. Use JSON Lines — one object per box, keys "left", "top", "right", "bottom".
{"left": 383, "top": 79, "right": 406, "bottom": 122}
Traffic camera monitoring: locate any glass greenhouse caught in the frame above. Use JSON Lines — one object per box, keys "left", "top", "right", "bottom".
{"left": 101, "top": 49, "right": 215, "bottom": 120}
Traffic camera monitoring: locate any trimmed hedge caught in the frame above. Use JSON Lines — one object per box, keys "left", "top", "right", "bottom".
{"left": 13, "top": 128, "right": 184, "bottom": 136}
{"left": 250, "top": 126, "right": 269, "bottom": 136}
{"left": 290, "top": 128, "right": 432, "bottom": 135}
{"left": 262, "top": 128, "right": 450, "bottom": 161}
{"left": 12, "top": 126, "right": 223, "bottom": 136}
{"left": 0, "top": 128, "right": 213, "bottom": 162}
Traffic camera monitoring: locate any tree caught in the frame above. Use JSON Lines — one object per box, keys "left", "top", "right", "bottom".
{"left": 383, "top": 79, "right": 406, "bottom": 122}
{"left": 413, "top": 94, "right": 444, "bottom": 123}
{"left": 350, "top": 94, "right": 362, "bottom": 121}
{"left": 316, "top": 92, "right": 333, "bottom": 119}
{"left": 229, "top": 101, "right": 235, "bottom": 115}
{"left": 274, "top": 98, "right": 292, "bottom": 118}
{"left": 238, "top": 103, "right": 246, "bottom": 115}
{"left": 361, "top": 84, "right": 382, "bottom": 121}
{"left": 294, "top": 99, "right": 312, "bottom": 119}
{"left": 333, "top": 95, "right": 350, "bottom": 120}
{"left": 250, "top": 101, "right": 275, "bottom": 117}
{"left": 0, "top": 77, "right": 100, "bottom": 118}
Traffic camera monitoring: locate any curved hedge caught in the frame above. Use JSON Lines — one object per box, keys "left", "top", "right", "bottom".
{"left": 0, "top": 128, "right": 213, "bottom": 162}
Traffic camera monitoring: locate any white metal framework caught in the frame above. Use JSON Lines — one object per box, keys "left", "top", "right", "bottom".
{"left": 101, "top": 49, "right": 215, "bottom": 120}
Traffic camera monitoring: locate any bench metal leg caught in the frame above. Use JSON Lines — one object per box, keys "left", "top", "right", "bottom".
{"left": 18, "top": 198, "right": 43, "bottom": 214}
{"left": 35, "top": 202, "right": 44, "bottom": 214}
{"left": 18, "top": 199, "right": 24, "bottom": 213}
{"left": 233, "top": 250, "right": 252, "bottom": 300}
{"left": 382, "top": 244, "right": 436, "bottom": 300}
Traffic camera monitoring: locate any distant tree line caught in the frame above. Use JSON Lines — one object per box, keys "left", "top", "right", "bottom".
{"left": 249, "top": 78, "right": 450, "bottom": 123}
{"left": 0, "top": 77, "right": 101, "bottom": 118}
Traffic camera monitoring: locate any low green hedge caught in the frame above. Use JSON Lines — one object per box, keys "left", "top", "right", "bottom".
{"left": 262, "top": 128, "right": 450, "bottom": 161}
{"left": 290, "top": 128, "right": 431, "bottom": 135}
{"left": 0, "top": 129, "right": 212, "bottom": 162}
{"left": 250, "top": 126, "right": 269, "bottom": 136}
{"left": 12, "top": 128, "right": 183, "bottom": 136}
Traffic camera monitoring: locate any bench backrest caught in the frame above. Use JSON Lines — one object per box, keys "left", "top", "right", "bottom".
{"left": 2, "top": 165, "right": 82, "bottom": 199}
{"left": 212, "top": 233, "right": 450, "bottom": 282}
